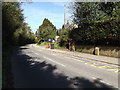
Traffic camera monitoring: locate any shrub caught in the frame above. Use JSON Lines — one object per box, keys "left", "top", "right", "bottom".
{"left": 40, "top": 42, "right": 47, "bottom": 46}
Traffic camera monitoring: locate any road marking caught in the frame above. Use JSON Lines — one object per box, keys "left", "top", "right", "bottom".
{"left": 73, "top": 58, "right": 84, "bottom": 62}
{"left": 55, "top": 54, "right": 119, "bottom": 73}
{"left": 99, "top": 81, "right": 112, "bottom": 86}
{"left": 87, "top": 62, "right": 94, "bottom": 64}
{"left": 52, "top": 54, "right": 56, "bottom": 56}
{"left": 27, "top": 54, "right": 31, "bottom": 56}
{"left": 29, "top": 59, "right": 33, "bottom": 61}
{"left": 107, "top": 69, "right": 120, "bottom": 72}
{"left": 90, "top": 63, "right": 101, "bottom": 67}
{"left": 34, "top": 59, "right": 40, "bottom": 62}
{"left": 92, "top": 77, "right": 112, "bottom": 86}
{"left": 34, "top": 53, "right": 39, "bottom": 55}
{"left": 43, "top": 57, "right": 65, "bottom": 67}
{"left": 31, "top": 51, "right": 34, "bottom": 53}
{"left": 98, "top": 66, "right": 110, "bottom": 68}
{"left": 99, "top": 80, "right": 106, "bottom": 83}
{"left": 92, "top": 63, "right": 99, "bottom": 65}
{"left": 103, "top": 82, "right": 112, "bottom": 86}
{"left": 30, "top": 62, "right": 35, "bottom": 65}
{"left": 90, "top": 64, "right": 97, "bottom": 67}
{"left": 92, "top": 77, "right": 96, "bottom": 80}
{"left": 65, "top": 57, "right": 71, "bottom": 59}
{"left": 65, "top": 57, "right": 85, "bottom": 63}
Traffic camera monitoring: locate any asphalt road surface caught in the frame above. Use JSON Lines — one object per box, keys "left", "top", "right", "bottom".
{"left": 11, "top": 44, "right": 119, "bottom": 89}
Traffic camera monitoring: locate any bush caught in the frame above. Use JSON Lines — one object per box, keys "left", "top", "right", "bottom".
{"left": 54, "top": 42, "right": 61, "bottom": 49}
{"left": 40, "top": 42, "right": 47, "bottom": 46}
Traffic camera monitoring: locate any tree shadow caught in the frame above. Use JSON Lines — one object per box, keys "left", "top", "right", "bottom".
{"left": 11, "top": 47, "right": 117, "bottom": 89}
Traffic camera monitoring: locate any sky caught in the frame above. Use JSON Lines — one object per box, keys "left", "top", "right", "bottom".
{"left": 21, "top": 2, "right": 71, "bottom": 33}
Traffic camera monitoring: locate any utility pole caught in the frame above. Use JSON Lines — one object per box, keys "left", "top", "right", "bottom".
{"left": 64, "top": 5, "right": 66, "bottom": 26}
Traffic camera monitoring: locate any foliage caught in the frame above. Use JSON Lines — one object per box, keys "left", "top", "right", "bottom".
{"left": 37, "top": 18, "right": 56, "bottom": 41}
{"left": 68, "top": 2, "right": 120, "bottom": 46}
{"left": 35, "top": 37, "right": 39, "bottom": 43}
{"left": 59, "top": 26, "right": 73, "bottom": 47}
{"left": 54, "top": 42, "right": 61, "bottom": 49}
{"left": 40, "top": 42, "right": 47, "bottom": 46}
{"left": 56, "top": 29, "right": 62, "bottom": 36}
{"left": 2, "top": 2, "right": 35, "bottom": 48}
{"left": 39, "top": 41, "right": 61, "bottom": 49}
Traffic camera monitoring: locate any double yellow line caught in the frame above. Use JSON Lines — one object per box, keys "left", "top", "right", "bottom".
{"left": 65, "top": 57, "right": 84, "bottom": 62}
{"left": 107, "top": 69, "right": 120, "bottom": 73}
{"left": 64, "top": 56, "right": 120, "bottom": 73}
{"left": 51, "top": 53, "right": 120, "bottom": 74}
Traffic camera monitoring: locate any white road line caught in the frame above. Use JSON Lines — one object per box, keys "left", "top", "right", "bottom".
{"left": 34, "top": 59, "right": 39, "bottom": 61}
{"left": 30, "top": 62, "right": 35, "bottom": 65}
{"left": 43, "top": 57, "right": 66, "bottom": 67}
{"left": 31, "top": 51, "right": 34, "bottom": 52}
{"left": 99, "top": 80, "right": 112, "bottom": 86}
{"left": 99, "top": 80, "right": 106, "bottom": 83}
{"left": 34, "top": 53, "right": 39, "bottom": 55}
{"left": 92, "top": 77, "right": 112, "bottom": 86}
{"left": 92, "top": 77, "right": 96, "bottom": 80}
{"left": 27, "top": 54, "right": 31, "bottom": 56}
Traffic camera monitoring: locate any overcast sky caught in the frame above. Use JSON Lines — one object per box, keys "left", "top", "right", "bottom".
{"left": 21, "top": 2, "right": 71, "bottom": 33}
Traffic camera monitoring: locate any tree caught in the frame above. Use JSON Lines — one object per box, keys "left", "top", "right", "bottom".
{"left": 2, "top": 2, "right": 35, "bottom": 48}
{"left": 59, "top": 25, "right": 74, "bottom": 47}
{"left": 68, "top": 2, "right": 120, "bottom": 46}
{"left": 37, "top": 18, "right": 56, "bottom": 41}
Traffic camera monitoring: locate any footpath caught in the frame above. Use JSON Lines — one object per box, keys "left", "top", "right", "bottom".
{"left": 34, "top": 44, "right": 119, "bottom": 66}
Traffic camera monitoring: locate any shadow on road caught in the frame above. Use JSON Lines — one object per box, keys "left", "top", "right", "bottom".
{"left": 11, "top": 47, "right": 117, "bottom": 89}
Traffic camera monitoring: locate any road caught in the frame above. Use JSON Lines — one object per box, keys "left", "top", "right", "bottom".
{"left": 11, "top": 44, "right": 119, "bottom": 89}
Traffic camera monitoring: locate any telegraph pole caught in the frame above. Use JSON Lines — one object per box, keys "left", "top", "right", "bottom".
{"left": 64, "top": 5, "right": 66, "bottom": 26}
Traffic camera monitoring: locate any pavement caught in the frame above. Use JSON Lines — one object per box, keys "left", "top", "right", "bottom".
{"left": 35, "top": 44, "right": 119, "bottom": 66}
{"left": 11, "top": 44, "right": 120, "bottom": 88}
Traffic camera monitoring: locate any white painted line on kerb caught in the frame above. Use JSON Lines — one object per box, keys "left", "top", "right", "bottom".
{"left": 43, "top": 57, "right": 66, "bottom": 67}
